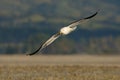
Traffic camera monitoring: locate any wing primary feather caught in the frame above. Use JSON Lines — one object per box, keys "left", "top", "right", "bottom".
{"left": 69, "top": 11, "right": 98, "bottom": 28}
{"left": 26, "top": 32, "right": 61, "bottom": 56}
{"left": 84, "top": 11, "right": 98, "bottom": 19}
{"left": 26, "top": 45, "right": 42, "bottom": 56}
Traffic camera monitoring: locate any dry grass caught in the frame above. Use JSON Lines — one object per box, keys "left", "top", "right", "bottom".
{"left": 0, "top": 65, "right": 120, "bottom": 80}
{"left": 0, "top": 55, "right": 120, "bottom": 80}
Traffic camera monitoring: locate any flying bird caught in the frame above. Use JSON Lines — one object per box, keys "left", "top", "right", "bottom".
{"left": 27, "top": 11, "right": 98, "bottom": 56}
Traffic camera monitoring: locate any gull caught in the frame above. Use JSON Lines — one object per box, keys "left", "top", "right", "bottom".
{"left": 27, "top": 11, "right": 98, "bottom": 56}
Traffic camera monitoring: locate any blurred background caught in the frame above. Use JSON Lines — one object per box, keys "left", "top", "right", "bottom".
{"left": 0, "top": 0, "right": 120, "bottom": 55}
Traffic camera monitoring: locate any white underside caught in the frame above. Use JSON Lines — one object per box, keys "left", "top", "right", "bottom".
{"left": 60, "top": 26, "right": 77, "bottom": 35}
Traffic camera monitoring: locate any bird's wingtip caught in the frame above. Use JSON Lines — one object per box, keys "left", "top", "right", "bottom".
{"left": 94, "top": 9, "right": 100, "bottom": 16}
{"left": 84, "top": 10, "right": 99, "bottom": 19}
{"left": 25, "top": 47, "right": 42, "bottom": 56}
{"left": 25, "top": 52, "right": 33, "bottom": 56}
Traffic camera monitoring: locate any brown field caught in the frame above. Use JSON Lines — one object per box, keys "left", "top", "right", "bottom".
{"left": 0, "top": 55, "right": 120, "bottom": 80}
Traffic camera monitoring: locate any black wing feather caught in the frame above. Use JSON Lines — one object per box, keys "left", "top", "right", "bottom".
{"left": 26, "top": 32, "right": 61, "bottom": 56}
{"left": 26, "top": 45, "right": 42, "bottom": 56}
{"left": 69, "top": 11, "right": 98, "bottom": 28}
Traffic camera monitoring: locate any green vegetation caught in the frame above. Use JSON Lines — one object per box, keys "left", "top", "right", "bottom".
{"left": 0, "top": 0, "right": 120, "bottom": 54}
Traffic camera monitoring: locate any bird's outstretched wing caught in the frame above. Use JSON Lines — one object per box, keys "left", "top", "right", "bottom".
{"left": 68, "top": 11, "right": 98, "bottom": 28}
{"left": 27, "top": 32, "right": 61, "bottom": 56}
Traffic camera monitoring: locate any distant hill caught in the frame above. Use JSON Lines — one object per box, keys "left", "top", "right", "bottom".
{"left": 0, "top": 0, "right": 120, "bottom": 54}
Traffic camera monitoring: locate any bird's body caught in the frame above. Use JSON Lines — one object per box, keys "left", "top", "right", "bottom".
{"left": 60, "top": 26, "right": 77, "bottom": 35}
{"left": 27, "top": 11, "right": 98, "bottom": 56}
